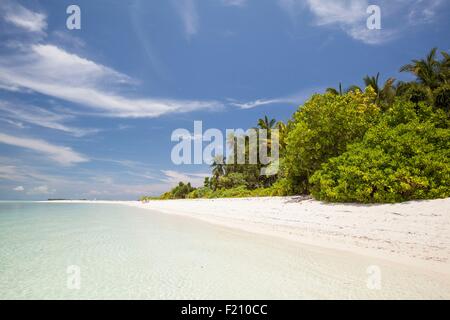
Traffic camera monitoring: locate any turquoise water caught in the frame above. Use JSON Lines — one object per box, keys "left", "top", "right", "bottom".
{"left": 1, "top": 202, "right": 449, "bottom": 299}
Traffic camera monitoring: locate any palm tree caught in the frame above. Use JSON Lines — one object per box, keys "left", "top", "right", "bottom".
{"left": 345, "top": 85, "right": 362, "bottom": 93}
{"left": 257, "top": 116, "right": 276, "bottom": 131}
{"left": 326, "top": 83, "right": 343, "bottom": 95}
{"left": 211, "top": 155, "right": 225, "bottom": 178}
{"left": 273, "top": 121, "right": 288, "bottom": 154}
{"left": 326, "top": 83, "right": 361, "bottom": 95}
{"left": 363, "top": 73, "right": 381, "bottom": 93}
{"left": 400, "top": 47, "right": 441, "bottom": 89}
{"left": 439, "top": 51, "right": 450, "bottom": 84}
{"left": 363, "top": 72, "right": 396, "bottom": 105}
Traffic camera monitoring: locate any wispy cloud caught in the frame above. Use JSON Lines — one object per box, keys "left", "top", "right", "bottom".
{"left": 1, "top": 1, "right": 47, "bottom": 33}
{"left": 0, "top": 158, "right": 170, "bottom": 199}
{"left": 161, "top": 170, "right": 209, "bottom": 187}
{"left": 27, "top": 185, "right": 54, "bottom": 195}
{"left": 230, "top": 87, "right": 322, "bottom": 109}
{"left": 172, "top": 0, "right": 199, "bottom": 39}
{"left": 0, "top": 4, "right": 221, "bottom": 118}
{"left": 222, "top": 0, "right": 248, "bottom": 6}
{"left": 278, "top": 0, "right": 446, "bottom": 45}
{"left": 0, "top": 44, "right": 222, "bottom": 118}
{"left": 13, "top": 185, "right": 24, "bottom": 191}
{"left": 0, "top": 133, "right": 88, "bottom": 166}
{"left": 0, "top": 101, "right": 98, "bottom": 137}
{"left": 408, "top": 0, "right": 443, "bottom": 25}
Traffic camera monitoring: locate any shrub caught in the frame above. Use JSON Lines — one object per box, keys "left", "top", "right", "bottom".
{"left": 187, "top": 187, "right": 213, "bottom": 199}
{"left": 398, "top": 82, "right": 433, "bottom": 105}
{"left": 284, "top": 87, "right": 380, "bottom": 193}
{"left": 160, "top": 182, "right": 196, "bottom": 199}
{"left": 310, "top": 100, "right": 450, "bottom": 203}
{"left": 433, "top": 84, "right": 450, "bottom": 112}
{"left": 216, "top": 172, "right": 247, "bottom": 189}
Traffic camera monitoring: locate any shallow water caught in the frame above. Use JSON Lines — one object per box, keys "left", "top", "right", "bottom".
{"left": 0, "top": 202, "right": 449, "bottom": 299}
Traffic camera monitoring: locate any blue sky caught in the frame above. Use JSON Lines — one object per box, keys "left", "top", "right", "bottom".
{"left": 0, "top": 0, "right": 449, "bottom": 200}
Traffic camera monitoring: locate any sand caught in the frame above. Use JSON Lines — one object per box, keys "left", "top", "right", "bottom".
{"left": 49, "top": 197, "right": 450, "bottom": 277}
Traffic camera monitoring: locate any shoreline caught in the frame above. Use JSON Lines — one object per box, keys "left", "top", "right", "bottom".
{"left": 41, "top": 197, "right": 450, "bottom": 277}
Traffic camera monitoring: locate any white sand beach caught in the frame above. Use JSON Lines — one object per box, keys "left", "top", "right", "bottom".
{"left": 52, "top": 197, "right": 450, "bottom": 276}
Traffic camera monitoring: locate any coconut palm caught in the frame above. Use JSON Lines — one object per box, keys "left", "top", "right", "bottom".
{"left": 275, "top": 121, "right": 287, "bottom": 152}
{"left": 363, "top": 72, "right": 396, "bottom": 105}
{"left": 400, "top": 47, "right": 442, "bottom": 89}
{"left": 257, "top": 116, "right": 277, "bottom": 131}
{"left": 211, "top": 155, "right": 226, "bottom": 178}
{"left": 326, "top": 83, "right": 361, "bottom": 95}
{"left": 326, "top": 83, "right": 343, "bottom": 95}
{"left": 439, "top": 51, "right": 450, "bottom": 84}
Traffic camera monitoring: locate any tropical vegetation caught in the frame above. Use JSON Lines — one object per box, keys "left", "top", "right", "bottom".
{"left": 141, "top": 48, "right": 450, "bottom": 203}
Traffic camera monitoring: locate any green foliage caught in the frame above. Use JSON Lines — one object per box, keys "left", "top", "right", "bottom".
{"left": 284, "top": 87, "right": 380, "bottom": 194}
{"left": 400, "top": 48, "right": 446, "bottom": 90}
{"left": 158, "top": 182, "right": 196, "bottom": 200}
{"left": 310, "top": 100, "right": 450, "bottom": 203}
{"left": 397, "top": 82, "right": 433, "bottom": 105}
{"left": 433, "top": 84, "right": 450, "bottom": 112}
{"left": 187, "top": 187, "right": 214, "bottom": 199}
{"left": 140, "top": 47, "right": 450, "bottom": 204}
{"left": 186, "top": 185, "right": 285, "bottom": 199}
{"left": 216, "top": 172, "right": 247, "bottom": 189}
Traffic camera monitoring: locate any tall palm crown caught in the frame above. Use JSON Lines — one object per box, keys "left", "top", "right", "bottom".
{"left": 326, "top": 83, "right": 361, "bottom": 95}
{"left": 400, "top": 48, "right": 442, "bottom": 89}
{"left": 257, "top": 116, "right": 277, "bottom": 130}
{"left": 210, "top": 156, "right": 225, "bottom": 177}
{"left": 363, "top": 72, "right": 396, "bottom": 104}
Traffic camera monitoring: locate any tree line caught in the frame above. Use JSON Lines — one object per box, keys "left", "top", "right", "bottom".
{"left": 142, "top": 48, "right": 449, "bottom": 203}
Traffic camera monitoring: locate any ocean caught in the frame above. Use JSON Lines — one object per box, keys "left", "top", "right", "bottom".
{"left": 0, "top": 202, "right": 448, "bottom": 299}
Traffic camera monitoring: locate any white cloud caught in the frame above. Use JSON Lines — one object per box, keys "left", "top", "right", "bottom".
{"left": 222, "top": 0, "right": 247, "bottom": 6}
{"left": 0, "top": 118, "right": 26, "bottom": 129}
{"left": 172, "top": 0, "right": 199, "bottom": 39}
{"left": 230, "top": 87, "right": 322, "bottom": 109}
{"left": 408, "top": 0, "right": 443, "bottom": 24}
{"left": 27, "top": 185, "right": 54, "bottom": 195}
{"left": 0, "top": 44, "right": 221, "bottom": 118}
{"left": 231, "top": 98, "right": 291, "bottom": 109}
{"left": 161, "top": 170, "right": 209, "bottom": 188}
{"left": 0, "top": 133, "right": 88, "bottom": 166}
{"left": 2, "top": 1, "right": 47, "bottom": 33}
{"left": 305, "top": 0, "right": 367, "bottom": 25}
{"left": 13, "top": 186, "right": 24, "bottom": 191}
{"left": 278, "top": 0, "right": 445, "bottom": 45}
{"left": 0, "top": 157, "right": 172, "bottom": 199}
{"left": 0, "top": 101, "right": 98, "bottom": 137}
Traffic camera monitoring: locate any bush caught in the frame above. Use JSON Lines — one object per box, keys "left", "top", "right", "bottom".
{"left": 398, "top": 83, "right": 433, "bottom": 105}
{"left": 187, "top": 187, "right": 213, "bottom": 199}
{"left": 216, "top": 172, "right": 247, "bottom": 189}
{"left": 159, "top": 182, "right": 196, "bottom": 199}
{"left": 284, "top": 87, "right": 380, "bottom": 193}
{"left": 310, "top": 100, "right": 450, "bottom": 203}
{"left": 433, "top": 84, "right": 450, "bottom": 112}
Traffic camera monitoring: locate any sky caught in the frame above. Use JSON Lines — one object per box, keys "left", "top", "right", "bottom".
{"left": 0, "top": 0, "right": 449, "bottom": 200}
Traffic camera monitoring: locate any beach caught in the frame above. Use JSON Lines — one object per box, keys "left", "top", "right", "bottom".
{"left": 49, "top": 197, "right": 450, "bottom": 274}
{"left": 123, "top": 197, "right": 450, "bottom": 275}
{"left": 1, "top": 199, "right": 450, "bottom": 299}
{"left": 45, "top": 197, "right": 450, "bottom": 275}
